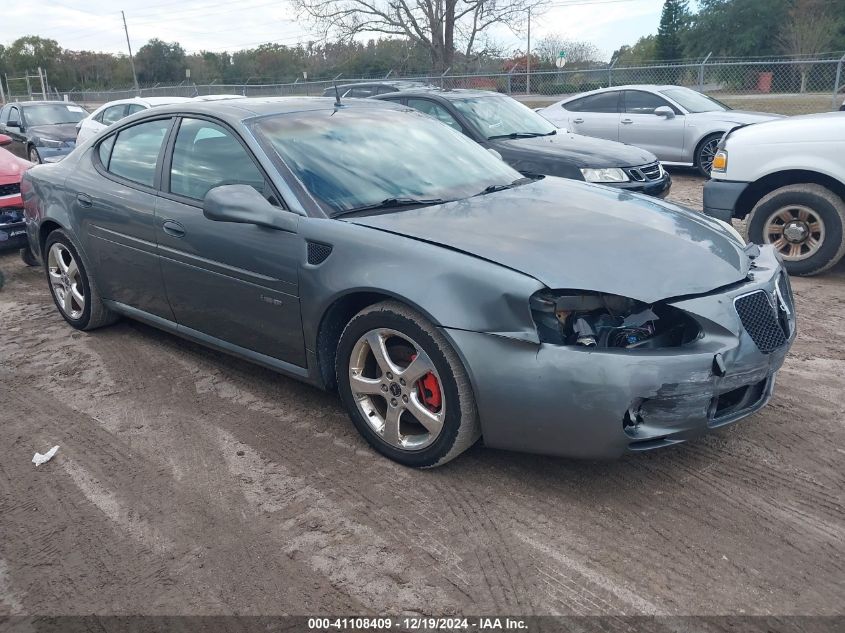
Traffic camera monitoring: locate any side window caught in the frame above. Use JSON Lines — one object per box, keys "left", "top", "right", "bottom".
{"left": 169, "top": 118, "right": 265, "bottom": 201}
{"left": 8, "top": 106, "right": 20, "bottom": 125}
{"left": 407, "top": 98, "right": 462, "bottom": 132}
{"left": 98, "top": 135, "right": 116, "bottom": 167}
{"left": 107, "top": 118, "right": 171, "bottom": 187}
{"left": 566, "top": 92, "right": 619, "bottom": 113}
{"left": 0, "top": 105, "right": 9, "bottom": 125}
{"left": 348, "top": 87, "right": 376, "bottom": 98}
{"left": 126, "top": 104, "right": 146, "bottom": 116}
{"left": 624, "top": 91, "right": 672, "bottom": 115}
{"left": 101, "top": 105, "right": 128, "bottom": 125}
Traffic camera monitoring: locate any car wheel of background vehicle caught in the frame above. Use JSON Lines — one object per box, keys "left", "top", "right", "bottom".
{"left": 745, "top": 184, "right": 845, "bottom": 276}
{"left": 28, "top": 146, "right": 41, "bottom": 164}
{"left": 20, "top": 246, "right": 38, "bottom": 267}
{"left": 44, "top": 229, "right": 118, "bottom": 330}
{"left": 336, "top": 300, "right": 480, "bottom": 468}
{"left": 695, "top": 133, "right": 722, "bottom": 177}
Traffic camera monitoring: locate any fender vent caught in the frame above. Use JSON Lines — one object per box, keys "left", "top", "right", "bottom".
{"left": 307, "top": 241, "right": 333, "bottom": 265}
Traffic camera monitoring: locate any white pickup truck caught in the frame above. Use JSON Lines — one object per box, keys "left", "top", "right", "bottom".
{"left": 703, "top": 112, "right": 845, "bottom": 276}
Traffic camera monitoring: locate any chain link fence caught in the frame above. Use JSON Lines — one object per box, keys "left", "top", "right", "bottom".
{"left": 11, "top": 54, "right": 844, "bottom": 115}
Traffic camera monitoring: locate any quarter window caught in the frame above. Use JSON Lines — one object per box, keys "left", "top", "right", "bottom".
{"left": 407, "top": 99, "right": 462, "bottom": 132}
{"left": 126, "top": 104, "right": 146, "bottom": 116}
{"left": 624, "top": 91, "right": 672, "bottom": 115}
{"left": 101, "top": 105, "right": 128, "bottom": 125}
{"left": 565, "top": 92, "right": 620, "bottom": 113}
{"left": 169, "top": 118, "right": 264, "bottom": 201}
{"left": 106, "top": 118, "right": 171, "bottom": 187}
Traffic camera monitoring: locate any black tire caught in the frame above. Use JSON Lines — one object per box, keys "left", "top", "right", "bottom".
{"left": 0, "top": 268, "right": 5, "bottom": 290}
{"left": 336, "top": 300, "right": 480, "bottom": 468}
{"left": 20, "top": 246, "right": 39, "bottom": 267}
{"left": 43, "top": 229, "right": 118, "bottom": 330}
{"left": 745, "top": 184, "right": 845, "bottom": 277}
{"left": 28, "top": 146, "right": 41, "bottom": 164}
{"left": 695, "top": 133, "right": 722, "bottom": 178}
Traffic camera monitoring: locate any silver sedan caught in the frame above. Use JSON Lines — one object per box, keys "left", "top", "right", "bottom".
{"left": 537, "top": 85, "right": 781, "bottom": 176}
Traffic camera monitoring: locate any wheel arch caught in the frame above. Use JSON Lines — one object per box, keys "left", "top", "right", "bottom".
{"left": 693, "top": 131, "right": 724, "bottom": 166}
{"left": 38, "top": 219, "right": 66, "bottom": 257}
{"left": 735, "top": 170, "right": 845, "bottom": 219}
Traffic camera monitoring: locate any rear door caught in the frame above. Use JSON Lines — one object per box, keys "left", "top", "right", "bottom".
{"left": 563, "top": 91, "right": 621, "bottom": 141}
{"left": 155, "top": 116, "right": 306, "bottom": 365}
{"left": 618, "top": 90, "right": 686, "bottom": 161}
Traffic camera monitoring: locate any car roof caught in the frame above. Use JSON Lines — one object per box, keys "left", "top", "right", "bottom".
{"left": 375, "top": 88, "right": 502, "bottom": 101}
{"left": 129, "top": 96, "right": 404, "bottom": 123}
{"left": 561, "top": 84, "right": 680, "bottom": 101}
{"left": 332, "top": 80, "right": 432, "bottom": 90}
{"left": 10, "top": 100, "right": 82, "bottom": 107}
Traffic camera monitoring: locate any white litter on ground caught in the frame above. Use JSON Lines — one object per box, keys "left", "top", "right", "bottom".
{"left": 32, "top": 446, "right": 60, "bottom": 466}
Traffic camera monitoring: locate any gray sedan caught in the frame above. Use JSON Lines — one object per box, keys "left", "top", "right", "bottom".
{"left": 537, "top": 85, "right": 781, "bottom": 176}
{"left": 23, "top": 97, "right": 795, "bottom": 467}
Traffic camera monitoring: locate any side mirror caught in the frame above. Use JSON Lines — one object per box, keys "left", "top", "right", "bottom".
{"left": 6, "top": 119, "right": 21, "bottom": 129}
{"left": 654, "top": 106, "right": 675, "bottom": 119}
{"left": 203, "top": 184, "right": 298, "bottom": 233}
{"left": 0, "top": 134, "right": 11, "bottom": 146}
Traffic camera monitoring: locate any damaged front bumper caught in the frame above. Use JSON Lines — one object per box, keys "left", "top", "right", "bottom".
{"left": 0, "top": 207, "right": 28, "bottom": 250}
{"left": 444, "top": 246, "right": 795, "bottom": 459}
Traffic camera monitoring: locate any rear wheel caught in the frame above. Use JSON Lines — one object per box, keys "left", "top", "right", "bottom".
{"left": 336, "top": 301, "right": 480, "bottom": 468}
{"left": 28, "top": 146, "right": 41, "bottom": 164}
{"left": 20, "top": 246, "right": 38, "bottom": 267}
{"left": 745, "top": 184, "right": 845, "bottom": 276}
{"left": 44, "top": 229, "right": 118, "bottom": 330}
{"left": 695, "top": 133, "right": 722, "bottom": 177}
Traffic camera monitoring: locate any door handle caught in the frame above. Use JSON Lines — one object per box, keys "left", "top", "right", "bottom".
{"left": 76, "top": 193, "right": 93, "bottom": 207}
{"left": 572, "top": 118, "right": 584, "bottom": 124}
{"left": 621, "top": 118, "right": 633, "bottom": 124}
{"left": 162, "top": 220, "right": 186, "bottom": 238}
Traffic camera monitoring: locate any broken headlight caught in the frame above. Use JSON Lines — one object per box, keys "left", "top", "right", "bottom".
{"left": 530, "top": 290, "right": 702, "bottom": 349}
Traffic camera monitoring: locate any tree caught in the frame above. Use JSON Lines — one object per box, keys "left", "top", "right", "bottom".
{"left": 779, "top": 0, "right": 838, "bottom": 92}
{"left": 290, "top": 0, "right": 548, "bottom": 70}
{"left": 655, "top": 0, "right": 688, "bottom": 61}
{"left": 683, "top": 0, "right": 788, "bottom": 58}
{"left": 611, "top": 35, "right": 657, "bottom": 65}
{"left": 135, "top": 39, "right": 186, "bottom": 84}
{"left": 534, "top": 34, "right": 600, "bottom": 68}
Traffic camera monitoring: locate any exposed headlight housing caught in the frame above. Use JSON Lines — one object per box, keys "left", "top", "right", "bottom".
{"left": 712, "top": 150, "right": 727, "bottom": 172}
{"left": 37, "top": 137, "right": 64, "bottom": 147}
{"left": 530, "top": 290, "right": 701, "bottom": 349}
{"left": 580, "top": 167, "right": 630, "bottom": 183}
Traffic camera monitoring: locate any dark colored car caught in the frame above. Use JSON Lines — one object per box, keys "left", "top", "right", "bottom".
{"left": 0, "top": 134, "right": 32, "bottom": 251}
{"left": 321, "top": 80, "right": 435, "bottom": 98}
{"left": 374, "top": 89, "right": 671, "bottom": 197}
{"left": 0, "top": 101, "right": 87, "bottom": 164}
{"left": 24, "top": 97, "right": 794, "bottom": 468}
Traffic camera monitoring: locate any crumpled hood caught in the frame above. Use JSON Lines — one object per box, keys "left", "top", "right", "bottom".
{"left": 347, "top": 177, "right": 749, "bottom": 303}
{"left": 29, "top": 123, "right": 78, "bottom": 143}
{"left": 491, "top": 132, "right": 656, "bottom": 169}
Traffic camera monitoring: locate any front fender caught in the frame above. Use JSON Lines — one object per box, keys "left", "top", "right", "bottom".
{"left": 296, "top": 217, "right": 545, "bottom": 351}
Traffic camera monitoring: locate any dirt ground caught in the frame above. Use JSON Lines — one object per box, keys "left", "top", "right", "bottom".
{"left": 1, "top": 173, "right": 843, "bottom": 619}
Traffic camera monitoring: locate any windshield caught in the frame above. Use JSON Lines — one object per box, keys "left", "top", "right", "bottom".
{"left": 660, "top": 87, "right": 730, "bottom": 113}
{"left": 24, "top": 103, "right": 87, "bottom": 126}
{"left": 253, "top": 107, "right": 521, "bottom": 215}
{"left": 451, "top": 95, "right": 557, "bottom": 139}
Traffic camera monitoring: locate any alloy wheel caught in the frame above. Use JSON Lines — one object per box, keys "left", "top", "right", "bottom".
{"left": 698, "top": 137, "right": 719, "bottom": 175}
{"left": 348, "top": 328, "right": 445, "bottom": 451}
{"left": 762, "top": 204, "right": 825, "bottom": 261}
{"left": 29, "top": 147, "right": 41, "bottom": 164}
{"left": 48, "top": 243, "right": 85, "bottom": 319}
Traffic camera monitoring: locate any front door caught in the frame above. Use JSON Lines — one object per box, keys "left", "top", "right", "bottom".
{"left": 618, "top": 90, "right": 687, "bottom": 162}
{"left": 155, "top": 116, "right": 306, "bottom": 366}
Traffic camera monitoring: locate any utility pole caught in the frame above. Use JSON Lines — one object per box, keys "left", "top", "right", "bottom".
{"left": 122, "top": 10, "right": 140, "bottom": 95}
{"left": 526, "top": 7, "right": 531, "bottom": 95}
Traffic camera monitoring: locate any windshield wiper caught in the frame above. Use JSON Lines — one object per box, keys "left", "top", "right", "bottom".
{"left": 487, "top": 130, "right": 556, "bottom": 140}
{"left": 335, "top": 197, "right": 448, "bottom": 217}
{"left": 474, "top": 176, "right": 539, "bottom": 197}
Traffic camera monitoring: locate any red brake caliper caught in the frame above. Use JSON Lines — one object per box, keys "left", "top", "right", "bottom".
{"left": 410, "top": 354, "right": 442, "bottom": 411}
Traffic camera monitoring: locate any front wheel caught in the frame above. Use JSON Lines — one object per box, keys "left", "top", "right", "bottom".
{"left": 28, "top": 146, "right": 41, "bottom": 164}
{"left": 745, "top": 184, "right": 845, "bottom": 276}
{"left": 695, "top": 133, "right": 722, "bottom": 177}
{"left": 336, "top": 301, "right": 480, "bottom": 468}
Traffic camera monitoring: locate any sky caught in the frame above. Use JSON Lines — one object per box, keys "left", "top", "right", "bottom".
{"left": 5, "top": 0, "right": 666, "bottom": 62}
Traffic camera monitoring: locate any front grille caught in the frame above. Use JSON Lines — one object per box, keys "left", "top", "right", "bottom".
{"left": 625, "top": 162, "right": 662, "bottom": 182}
{"left": 735, "top": 290, "right": 788, "bottom": 353}
{"left": 0, "top": 182, "right": 21, "bottom": 197}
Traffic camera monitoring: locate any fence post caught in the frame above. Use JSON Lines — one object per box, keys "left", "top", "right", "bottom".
{"left": 608, "top": 58, "right": 617, "bottom": 87}
{"left": 698, "top": 52, "right": 712, "bottom": 92}
{"left": 833, "top": 53, "right": 845, "bottom": 109}
{"left": 0, "top": 75, "right": 5, "bottom": 104}
{"left": 440, "top": 67, "right": 451, "bottom": 90}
